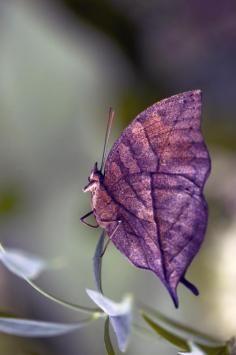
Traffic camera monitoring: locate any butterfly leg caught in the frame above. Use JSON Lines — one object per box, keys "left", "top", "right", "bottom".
{"left": 109, "top": 220, "right": 122, "bottom": 238}
{"left": 80, "top": 211, "right": 99, "bottom": 228}
{"left": 100, "top": 220, "right": 122, "bottom": 257}
{"left": 100, "top": 238, "right": 110, "bottom": 257}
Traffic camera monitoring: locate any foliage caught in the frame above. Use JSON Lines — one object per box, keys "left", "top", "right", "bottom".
{"left": 0, "top": 236, "right": 234, "bottom": 355}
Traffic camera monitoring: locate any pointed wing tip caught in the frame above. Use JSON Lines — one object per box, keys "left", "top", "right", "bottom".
{"left": 161, "top": 89, "right": 202, "bottom": 108}
{"left": 173, "top": 296, "right": 179, "bottom": 309}
{"left": 166, "top": 286, "right": 179, "bottom": 308}
{"left": 192, "top": 89, "right": 202, "bottom": 100}
{"left": 184, "top": 89, "right": 202, "bottom": 95}
{"left": 171, "top": 293, "right": 179, "bottom": 308}
{"left": 192, "top": 89, "right": 202, "bottom": 95}
{"left": 181, "top": 89, "right": 202, "bottom": 100}
{"left": 167, "top": 277, "right": 200, "bottom": 307}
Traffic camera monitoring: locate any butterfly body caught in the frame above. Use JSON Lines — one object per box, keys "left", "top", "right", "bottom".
{"left": 83, "top": 90, "right": 211, "bottom": 307}
{"left": 83, "top": 165, "right": 118, "bottom": 229}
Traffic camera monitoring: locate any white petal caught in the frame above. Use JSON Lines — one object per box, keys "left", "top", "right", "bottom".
{"left": 0, "top": 247, "right": 47, "bottom": 280}
{"left": 0, "top": 317, "right": 91, "bottom": 337}
{"left": 86, "top": 289, "right": 132, "bottom": 316}
{"left": 110, "top": 313, "right": 132, "bottom": 352}
{"left": 86, "top": 289, "right": 132, "bottom": 352}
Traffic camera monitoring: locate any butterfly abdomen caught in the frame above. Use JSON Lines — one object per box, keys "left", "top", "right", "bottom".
{"left": 92, "top": 183, "right": 119, "bottom": 230}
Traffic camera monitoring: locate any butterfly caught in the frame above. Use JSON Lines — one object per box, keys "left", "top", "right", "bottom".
{"left": 81, "top": 90, "right": 211, "bottom": 307}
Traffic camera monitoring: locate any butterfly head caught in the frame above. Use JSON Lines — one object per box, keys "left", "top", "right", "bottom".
{"left": 83, "top": 162, "right": 103, "bottom": 193}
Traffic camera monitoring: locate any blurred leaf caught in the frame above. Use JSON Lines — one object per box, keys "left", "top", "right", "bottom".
{"left": 198, "top": 344, "right": 230, "bottom": 355}
{"left": 179, "top": 342, "right": 230, "bottom": 355}
{"left": 141, "top": 305, "right": 220, "bottom": 345}
{"left": 93, "top": 230, "right": 105, "bottom": 293}
{"left": 0, "top": 316, "right": 93, "bottom": 337}
{"left": 142, "top": 312, "right": 229, "bottom": 355}
{"left": 0, "top": 187, "right": 20, "bottom": 216}
{"left": 57, "top": 0, "right": 138, "bottom": 67}
{"left": 0, "top": 310, "right": 19, "bottom": 318}
{"left": 179, "top": 342, "right": 206, "bottom": 354}
{"left": 86, "top": 289, "right": 132, "bottom": 352}
{"left": 142, "top": 312, "right": 190, "bottom": 352}
{"left": 104, "top": 317, "right": 116, "bottom": 355}
{"left": 0, "top": 246, "right": 47, "bottom": 280}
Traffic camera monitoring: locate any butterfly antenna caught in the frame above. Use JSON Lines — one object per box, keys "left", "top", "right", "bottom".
{"left": 100, "top": 107, "right": 115, "bottom": 173}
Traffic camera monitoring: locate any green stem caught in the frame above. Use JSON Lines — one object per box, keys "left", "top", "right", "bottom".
{"left": 26, "top": 279, "right": 103, "bottom": 316}
{"left": 0, "top": 241, "right": 103, "bottom": 316}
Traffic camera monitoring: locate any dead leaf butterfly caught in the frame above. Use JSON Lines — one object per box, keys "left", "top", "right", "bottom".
{"left": 81, "top": 90, "right": 211, "bottom": 307}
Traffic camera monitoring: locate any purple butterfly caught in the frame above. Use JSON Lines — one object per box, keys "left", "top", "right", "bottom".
{"left": 81, "top": 90, "right": 211, "bottom": 307}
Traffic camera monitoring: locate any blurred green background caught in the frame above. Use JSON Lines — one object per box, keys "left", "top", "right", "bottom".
{"left": 0, "top": 1, "right": 236, "bottom": 354}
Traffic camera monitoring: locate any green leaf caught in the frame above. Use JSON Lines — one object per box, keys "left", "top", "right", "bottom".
{"left": 197, "top": 343, "right": 230, "bottom": 355}
{"left": 142, "top": 312, "right": 190, "bottom": 352}
{"left": 141, "top": 304, "right": 221, "bottom": 345}
{"left": 179, "top": 342, "right": 206, "bottom": 354}
{"left": 178, "top": 341, "right": 230, "bottom": 355}
{"left": 141, "top": 310, "right": 229, "bottom": 355}
{"left": 104, "top": 317, "right": 116, "bottom": 355}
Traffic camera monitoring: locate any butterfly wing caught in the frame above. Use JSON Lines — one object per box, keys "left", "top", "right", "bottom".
{"left": 103, "top": 90, "right": 211, "bottom": 306}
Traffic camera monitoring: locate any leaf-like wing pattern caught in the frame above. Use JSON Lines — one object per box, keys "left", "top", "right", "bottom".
{"left": 103, "top": 91, "right": 211, "bottom": 306}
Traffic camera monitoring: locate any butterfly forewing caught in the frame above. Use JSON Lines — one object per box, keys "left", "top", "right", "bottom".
{"left": 102, "top": 90, "right": 210, "bottom": 306}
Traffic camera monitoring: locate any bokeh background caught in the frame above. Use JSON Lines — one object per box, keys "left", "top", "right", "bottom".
{"left": 0, "top": 1, "right": 236, "bottom": 354}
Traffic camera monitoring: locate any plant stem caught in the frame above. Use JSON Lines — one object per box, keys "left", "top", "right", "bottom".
{"left": 26, "top": 279, "right": 104, "bottom": 316}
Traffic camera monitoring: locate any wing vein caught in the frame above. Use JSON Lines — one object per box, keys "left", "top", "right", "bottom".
{"left": 150, "top": 173, "right": 167, "bottom": 282}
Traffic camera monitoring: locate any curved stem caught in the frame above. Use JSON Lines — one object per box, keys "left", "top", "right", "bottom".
{"left": 0, "top": 242, "right": 103, "bottom": 316}
{"left": 26, "top": 279, "right": 103, "bottom": 316}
